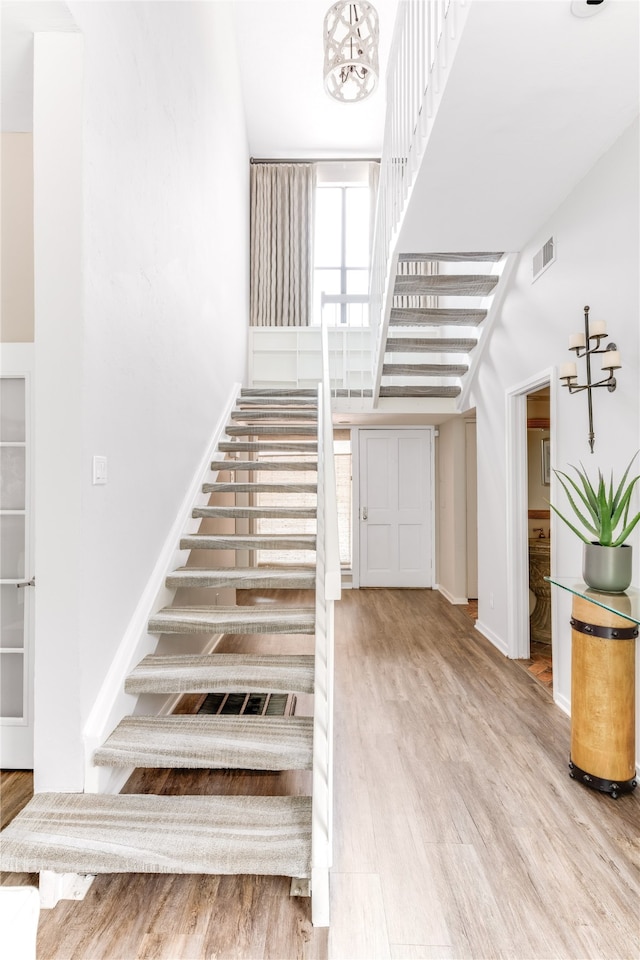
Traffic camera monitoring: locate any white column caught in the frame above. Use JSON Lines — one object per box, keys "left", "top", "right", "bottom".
{"left": 33, "top": 32, "right": 85, "bottom": 791}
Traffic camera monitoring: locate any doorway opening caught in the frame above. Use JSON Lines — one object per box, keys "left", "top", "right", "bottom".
{"left": 525, "top": 387, "right": 553, "bottom": 690}
{"left": 505, "top": 368, "right": 558, "bottom": 700}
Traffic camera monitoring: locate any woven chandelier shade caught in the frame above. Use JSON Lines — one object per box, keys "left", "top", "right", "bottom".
{"left": 323, "top": 2, "right": 379, "bottom": 103}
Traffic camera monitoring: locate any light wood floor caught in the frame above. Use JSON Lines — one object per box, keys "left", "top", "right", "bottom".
{"left": 2, "top": 588, "right": 639, "bottom": 959}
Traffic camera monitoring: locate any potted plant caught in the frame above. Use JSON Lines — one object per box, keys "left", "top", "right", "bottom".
{"left": 551, "top": 453, "right": 640, "bottom": 593}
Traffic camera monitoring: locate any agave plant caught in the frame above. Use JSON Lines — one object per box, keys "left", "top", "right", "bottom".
{"left": 551, "top": 453, "right": 640, "bottom": 547}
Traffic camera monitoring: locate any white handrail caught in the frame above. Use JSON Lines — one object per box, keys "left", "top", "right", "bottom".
{"left": 320, "top": 317, "right": 342, "bottom": 599}
{"left": 311, "top": 315, "right": 341, "bottom": 927}
{"left": 369, "top": 0, "right": 471, "bottom": 400}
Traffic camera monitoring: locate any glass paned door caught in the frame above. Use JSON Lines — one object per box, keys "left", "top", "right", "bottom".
{"left": 0, "top": 369, "right": 34, "bottom": 767}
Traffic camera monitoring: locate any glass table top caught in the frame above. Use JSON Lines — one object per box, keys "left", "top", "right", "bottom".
{"left": 546, "top": 577, "right": 640, "bottom": 625}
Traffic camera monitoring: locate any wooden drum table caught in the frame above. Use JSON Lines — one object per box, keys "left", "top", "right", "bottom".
{"left": 548, "top": 579, "right": 639, "bottom": 799}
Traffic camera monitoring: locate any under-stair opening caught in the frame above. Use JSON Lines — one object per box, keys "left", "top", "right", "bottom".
{"left": 252, "top": 430, "right": 352, "bottom": 572}
{"left": 254, "top": 452, "right": 318, "bottom": 567}
{"left": 198, "top": 691, "right": 297, "bottom": 717}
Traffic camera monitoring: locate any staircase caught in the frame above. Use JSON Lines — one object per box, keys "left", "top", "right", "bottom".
{"left": 0, "top": 387, "right": 336, "bottom": 926}
{"left": 378, "top": 252, "right": 505, "bottom": 400}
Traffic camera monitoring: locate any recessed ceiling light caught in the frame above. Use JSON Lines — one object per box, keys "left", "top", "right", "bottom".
{"left": 571, "top": 0, "right": 609, "bottom": 18}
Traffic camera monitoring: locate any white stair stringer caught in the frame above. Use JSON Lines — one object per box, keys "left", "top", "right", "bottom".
{"left": 0, "top": 383, "right": 336, "bottom": 924}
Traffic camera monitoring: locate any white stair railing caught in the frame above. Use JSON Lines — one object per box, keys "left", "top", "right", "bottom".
{"left": 311, "top": 316, "right": 341, "bottom": 927}
{"left": 370, "top": 0, "right": 471, "bottom": 399}
{"left": 320, "top": 292, "right": 372, "bottom": 400}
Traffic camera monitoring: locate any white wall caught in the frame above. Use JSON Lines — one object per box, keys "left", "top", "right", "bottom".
{"left": 473, "top": 120, "right": 639, "bottom": 719}
{"left": 1, "top": 133, "right": 34, "bottom": 342}
{"left": 34, "top": 2, "right": 249, "bottom": 789}
{"left": 436, "top": 417, "right": 468, "bottom": 604}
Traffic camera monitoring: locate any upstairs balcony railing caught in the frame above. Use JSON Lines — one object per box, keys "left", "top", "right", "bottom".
{"left": 369, "top": 0, "right": 471, "bottom": 387}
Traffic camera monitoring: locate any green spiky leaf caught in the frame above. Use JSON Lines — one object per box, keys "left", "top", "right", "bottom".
{"left": 549, "top": 503, "right": 591, "bottom": 545}
{"left": 554, "top": 469, "right": 598, "bottom": 525}
{"left": 552, "top": 472, "right": 598, "bottom": 539}
{"left": 551, "top": 452, "right": 640, "bottom": 548}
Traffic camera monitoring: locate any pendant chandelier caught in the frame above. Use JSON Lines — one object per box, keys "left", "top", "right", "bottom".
{"left": 323, "top": 2, "right": 379, "bottom": 104}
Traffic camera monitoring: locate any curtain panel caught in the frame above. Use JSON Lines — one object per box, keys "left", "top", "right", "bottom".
{"left": 250, "top": 163, "right": 314, "bottom": 327}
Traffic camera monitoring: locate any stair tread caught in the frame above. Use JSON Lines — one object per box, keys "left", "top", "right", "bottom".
{"left": 126, "top": 653, "right": 315, "bottom": 695}
{"left": 394, "top": 275, "right": 498, "bottom": 296}
{"left": 386, "top": 337, "right": 476, "bottom": 353}
{"left": 398, "top": 252, "right": 503, "bottom": 262}
{"left": 382, "top": 363, "right": 468, "bottom": 376}
{"left": 192, "top": 506, "right": 317, "bottom": 519}
{"left": 0, "top": 792, "right": 311, "bottom": 877}
{"left": 237, "top": 397, "right": 318, "bottom": 407}
{"left": 94, "top": 715, "right": 313, "bottom": 770}
{"left": 218, "top": 441, "right": 318, "bottom": 452}
{"left": 211, "top": 460, "right": 317, "bottom": 472}
{"left": 225, "top": 425, "right": 318, "bottom": 436}
{"left": 202, "top": 482, "right": 317, "bottom": 494}
{"left": 166, "top": 567, "right": 316, "bottom": 589}
{"left": 241, "top": 388, "right": 318, "bottom": 397}
{"left": 379, "top": 385, "right": 461, "bottom": 398}
{"left": 180, "top": 534, "right": 316, "bottom": 551}
{"left": 230, "top": 409, "right": 318, "bottom": 421}
{"left": 149, "top": 604, "right": 316, "bottom": 635}
{"left": 389, "top": 307, "right": 487, "bottom": 326}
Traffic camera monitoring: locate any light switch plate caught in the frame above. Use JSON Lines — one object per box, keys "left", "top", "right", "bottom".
{"left": 92, "top": 455, "right": 107, "bottom": 485}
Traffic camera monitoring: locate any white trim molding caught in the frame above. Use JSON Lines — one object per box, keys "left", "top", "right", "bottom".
{"left": 474, "top": 620, "right": 509, "bottom": 657}
{"left": 505, "top": 369, "right": 559, "bottom": 688}
{"left": 435, "top": 584, "right": 468, "bottom": 605}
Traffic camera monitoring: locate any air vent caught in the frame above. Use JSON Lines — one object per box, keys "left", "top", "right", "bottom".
{"left": 532, "top": 236, "right": 556, "bottom": 282}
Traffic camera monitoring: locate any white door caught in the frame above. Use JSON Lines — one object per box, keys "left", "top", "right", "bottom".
{"left": 358, "top": 429, "right": 433, "bottom": 587}
{"left": 1, "top": 346, "right": 35, "bottom": 768}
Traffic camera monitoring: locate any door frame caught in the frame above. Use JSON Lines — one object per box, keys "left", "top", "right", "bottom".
{"left": 350, "top": 425, "right": 436, "bottom": 589}
{"left": 505, "top": 369, "right": 559, "bottom": 684}
{"left": 1, "top": 343, "right": 35, "bottom": 768}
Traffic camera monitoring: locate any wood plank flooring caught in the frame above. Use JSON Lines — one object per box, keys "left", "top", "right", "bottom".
{"left": 2, "top": 588, "right": 639, "bottom": 959}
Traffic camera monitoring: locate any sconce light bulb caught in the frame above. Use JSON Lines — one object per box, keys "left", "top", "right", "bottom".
{"left": 601, "top": 350, "right": 621, "bottom": 371}
{"left": 559, "top": 361, "right": 578, "bottom": 381}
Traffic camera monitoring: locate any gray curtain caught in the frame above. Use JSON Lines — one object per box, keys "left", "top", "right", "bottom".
{"left": 250, "top": 163, "right": 314, "bottom": 327}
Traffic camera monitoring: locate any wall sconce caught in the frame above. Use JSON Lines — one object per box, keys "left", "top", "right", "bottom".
{"left": 559, "top": 305, "right": 621, "bottom": 453}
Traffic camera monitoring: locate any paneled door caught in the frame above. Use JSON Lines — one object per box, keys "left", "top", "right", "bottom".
{"left": 358, "top": 429, "right": 433, "bottom": 587}
{"left": 1, "top": 347, "right": 35, "bottom": 768}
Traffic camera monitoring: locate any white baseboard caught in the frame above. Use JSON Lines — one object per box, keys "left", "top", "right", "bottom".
{"left": 83, "top": 385, "right": 241, "bottom": 793}
{"left": 554, "top": 691, "right": 571, "bottom": 717}
{"left": 435, "top": 584, "right": 468, "bottom": 605}
{"left": 474, "top": 620, "right": 509, "bottom": 656}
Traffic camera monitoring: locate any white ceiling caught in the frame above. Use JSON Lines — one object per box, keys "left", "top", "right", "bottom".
{"left": 399, "top": 0, "right": 640, "bottom": 252}
{"left": 1, "top": 0, "right": 398, "bottom": 147}
{"left": 233, "top": 0, "right": 399, "bottom": 158}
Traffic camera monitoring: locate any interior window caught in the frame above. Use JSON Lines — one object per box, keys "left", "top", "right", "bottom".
{"left": 313, "top": 184, "right": 370, "bottom": 327}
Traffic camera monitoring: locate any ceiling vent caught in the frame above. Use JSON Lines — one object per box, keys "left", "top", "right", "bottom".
{"left": 532, "top": 236, "right": 556, "bottom": 282}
